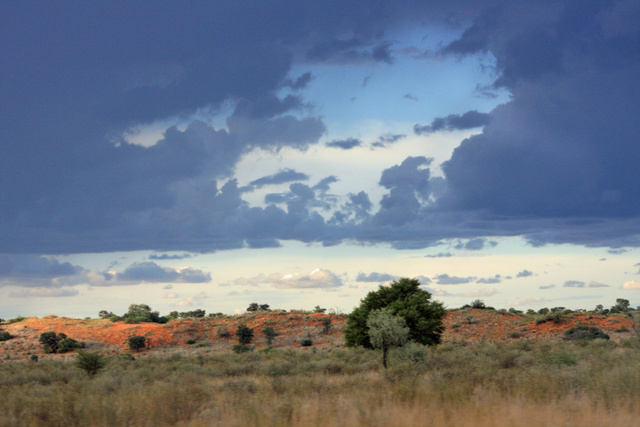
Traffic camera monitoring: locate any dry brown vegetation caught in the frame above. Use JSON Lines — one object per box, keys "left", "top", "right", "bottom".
{"left": 1, "top": 309, "right": 639, "bottom": 426}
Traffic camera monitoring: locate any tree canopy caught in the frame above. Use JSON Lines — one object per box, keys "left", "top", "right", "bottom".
{"left": 367, "top": 308, "right": 410, "bottom": 368}
{"left": 344, "top": 277, "right": 446, "bottom": 348}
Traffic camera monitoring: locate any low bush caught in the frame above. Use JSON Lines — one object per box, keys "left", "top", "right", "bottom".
{"left": 217, "top": 326, "right": 231, "bottom": 338}
{"left": 74, "top": 350, "right": 107, "bottom": 378}
{"left": 232, "top": 344, "right": 252, "bottom": 354}
{"left": 128, "top": 335, "right": 147, "bottom": 352}
{"left": 0, "top": 331, "right": 12, "bottom": 341}
{"left": 564, "top": 325, "right": 610, "bottom": 341}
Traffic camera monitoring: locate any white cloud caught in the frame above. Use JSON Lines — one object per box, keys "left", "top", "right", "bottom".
{"left": 272, "top": 269, "right": 343, "bottom": 289}
{"left": 621, "top": 281, "right": 640, "bottom": 290}
{"left": 224, "top": 269, "right": 343, "bottom": 289}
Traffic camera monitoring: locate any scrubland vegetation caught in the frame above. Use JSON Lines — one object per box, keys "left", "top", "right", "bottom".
{"left": 1, "top": 339, "right": 640, "bottom": 426}
{"left": 2, "top": 283, "right": 640, "bottom": 426}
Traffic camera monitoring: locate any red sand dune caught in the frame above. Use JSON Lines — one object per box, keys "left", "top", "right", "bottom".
{"left": 0, "top": 310, "right": 635, "bottom": 360}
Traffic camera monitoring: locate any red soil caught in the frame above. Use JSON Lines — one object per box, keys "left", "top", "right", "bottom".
{"left": 0, "top": 310, "right": 635, "bottom": 361}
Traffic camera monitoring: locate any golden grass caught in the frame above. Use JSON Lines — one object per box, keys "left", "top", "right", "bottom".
{"left": 2, "top": 340, "right": 640, "bottom": 426}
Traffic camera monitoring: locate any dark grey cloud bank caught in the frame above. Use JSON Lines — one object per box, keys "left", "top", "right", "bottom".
{"left": 2, "top": 1, "right": 640, "bottom": 255}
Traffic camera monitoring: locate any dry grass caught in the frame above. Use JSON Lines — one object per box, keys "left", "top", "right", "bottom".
{"left": 2, "top": 338, "right": 640, "bottom": 426}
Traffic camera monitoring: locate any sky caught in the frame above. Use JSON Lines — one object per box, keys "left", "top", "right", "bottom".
{"left": 2, "top": 0, "right": 640, "bottom": 318}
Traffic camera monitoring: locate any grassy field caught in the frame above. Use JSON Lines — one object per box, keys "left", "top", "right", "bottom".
{"left": 2, "top": 338, "right": 640, "bottom": 426}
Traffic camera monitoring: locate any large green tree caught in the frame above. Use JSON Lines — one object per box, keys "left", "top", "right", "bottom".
{"left": 344, "top": 278, "right": 446, "bottom": 348}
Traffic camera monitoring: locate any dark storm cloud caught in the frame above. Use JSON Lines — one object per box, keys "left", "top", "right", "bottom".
{"left": 454, "top": 238, "right": 496, "bottom": 251}
{"left": 374, "top": 157, "right": 435, "bottom": 227}
{"left": 306, "top": 39, "right": 395, "bottom": 64}
{"left": 249, "top": 169, "right": 310, "bottom": 189}
{"left": 0, "top": 255, "right": 79, "bottom": 278}
{"left": 149, "top": 253, "right": 193, "bottom": 261}
{"left": 283, "top": 72, "right": 314, "bottom": 90}
{"left": 372, "top": 134, "right": 405, "bottom": 148}
{"left": 438, "top": 0, "right": 640, "bottom": 247}
{"left": 113, "top": 262, "right": 211, "bottom": 283}
{"left": 326, "top": 138, "right": 362, "bottom": 150}
{"left": 4, "top": 1, "right": 640, "bottom": 255}
{"left": 414, "top": 110, "right": 492, "bottom": 135}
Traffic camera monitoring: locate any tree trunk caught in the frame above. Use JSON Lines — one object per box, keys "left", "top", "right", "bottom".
{"left": 382, "top": 345, "right": 388, "bottom": 369}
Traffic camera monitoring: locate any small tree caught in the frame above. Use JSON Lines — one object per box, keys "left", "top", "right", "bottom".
{"left": 128, "top": 335, "right": 147, "bottom": 352}
{"left": 262, "top": 326, "right": 278, "bottom": 346}
{"left": 74, "top": 351, "right": 107, "bottom": 378}
{"left": 314, "top": 305, "right": 327, "bottom": 314}
{"left": 39, "top": 332, "right": 60, "bottom": 353}
{"left": 236, "top": 324, "right": 254, "bottom": 345}
{"left": 247, "top": 303, "right": 270, "bottom": 312}
{"left": 320, "top": 317, "right": 332, "bottom": 334}
{"left": 367, "top": 308, "right": 409, "bottom": 368}
{"left": 470, "top": 299, "right": 486, "bottom": 309}
{"left": 613, "top": 298, "right": 630, "bottom": 313}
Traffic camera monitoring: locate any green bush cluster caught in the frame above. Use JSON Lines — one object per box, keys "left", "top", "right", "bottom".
{"left": 564, "top": 325, "right": 610, "bottom": 341}
{"left": 128, "top": 335, "right": 147, "bottom": 352}
{"left": 38, "top": 332, "right": 85, "bottom": 354}
{"left": 101, "top": 304, "right": 169, "bottom": 324}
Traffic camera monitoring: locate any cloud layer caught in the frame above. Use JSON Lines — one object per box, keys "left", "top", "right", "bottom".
{"left": 2, "top": 1, "right": 640, "bottom": 255}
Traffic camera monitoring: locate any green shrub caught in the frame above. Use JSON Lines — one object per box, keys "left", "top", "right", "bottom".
{"left": 0, "top": 331, "right": 12, "bottom": 341}
{"left": 261, "top": 326, "right": 278, "bottom": 346}
{"left": 74, "top": 350, "right": 107, "bottom": 378}
{"left": 128, "top": 335, "right": 147, "bottom": 352}
{"left": 540, "top": 350, "right": 578, "bottom": 366}
{"left": 564, "top": 325, "right": 610, "bottom": 341}
{"left": 320, "top": 317, "right": 332, "bottom": 334}
{"left": 39, "top": 332, "right": 60, "bottom": 353}
{"left": 300, "top": 339, "right": 313, "bottom": 347}
{"left": 30, "top": 354, "right": 38, "bottom": 362}
{"left": 547, "top": 312, "right": 564, "bottom": 324}
{"left": 217, "top": 326, "right": 231, "bottom": 338}
{"left": 470, "top": 299, "right": 486, "bottom": 309}
{"left": 186, "top": 339, "right": 196, "bottom": 345}
{"left": 232, "top": 344, "right": 252, "bottom": 354}
{"left": 7, "top": 316, "right": 27, "bottom": 324}
{"left": 394, "top": 341, "right": 429, "bottom": 364}
{"left": 236, "top": 324, "right": 254, "bottom": 345}
{"left": 59, "top": 337, "right": 85, "bottom": 352}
